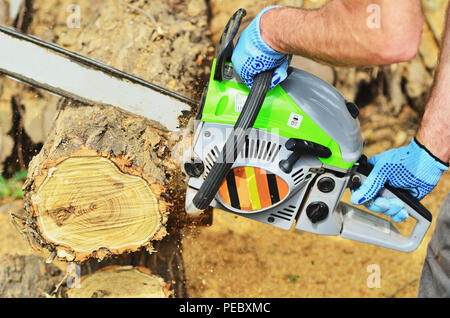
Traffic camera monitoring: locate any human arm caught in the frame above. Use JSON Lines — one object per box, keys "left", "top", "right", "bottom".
{"left": 416, "top": 4, "right": 450, "bottom": 164}
{"left": 351, "top": 5, "right": 450, "bottom": 222}
{"left": 232, "top": 0, "right": 423, "bottom": 88}
{"left": 260, "top": 0, "right": 423, "bottom": 66}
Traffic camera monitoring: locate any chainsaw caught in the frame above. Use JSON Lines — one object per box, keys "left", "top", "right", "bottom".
{"left": 0, "top": 9, "right": 431, "bottom": 252}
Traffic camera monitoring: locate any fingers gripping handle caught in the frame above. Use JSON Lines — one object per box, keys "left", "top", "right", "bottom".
{"left": 340, "top": 156, "right": 432, "bottom": 252}
{"left": 189, "top": 70, "right": 274, "bottom": 212}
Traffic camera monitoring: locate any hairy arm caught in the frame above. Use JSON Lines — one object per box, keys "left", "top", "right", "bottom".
{"left": 416, "top": 5, "right": 450, "bottom": 164}
{"left": 260, "top": 0, "right": 423, "bottom": 66}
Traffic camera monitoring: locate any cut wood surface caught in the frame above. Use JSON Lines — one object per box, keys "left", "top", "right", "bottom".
{"left": 67, "top": 265, "right": 170, "bottom": 298}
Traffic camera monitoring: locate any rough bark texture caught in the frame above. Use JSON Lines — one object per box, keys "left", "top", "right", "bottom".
{"left": 0, "top": 1, "right": 13, "bottom": 174}
{"left": 0, "top": 254, "right": 64, "bottom": 298}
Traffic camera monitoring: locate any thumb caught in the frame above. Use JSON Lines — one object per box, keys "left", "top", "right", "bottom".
{"left": 270, "top": 58, "right": 290, "bottom": 88}
{"left": 351, "top": 162, "right": 388, "bottom": 205}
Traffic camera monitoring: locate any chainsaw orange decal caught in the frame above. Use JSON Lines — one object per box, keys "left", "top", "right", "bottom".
{"left": 218, "top": 167, "right": 289, "bottom": 211}
{"left": 234, "top": 167, "right": 252, "bottom": 210}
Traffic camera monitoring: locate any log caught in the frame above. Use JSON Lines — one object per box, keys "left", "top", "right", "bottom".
{"left": 0, "top": 1, "right": 12, "bottom": 174}
{"left": 23, "top": 101, "right": 175, "bottom": 262}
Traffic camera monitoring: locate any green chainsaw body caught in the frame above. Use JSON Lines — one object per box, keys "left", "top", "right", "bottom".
{"left": 201, "top": 59, "right": 362, "bottom": 170}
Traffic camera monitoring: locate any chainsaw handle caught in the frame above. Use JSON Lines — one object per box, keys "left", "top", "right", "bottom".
{"left": 340, "top": 156, "right": 432, "bottom": 252}
{"left": 190, "top": 70, "right": 274, "bottom": 211}
{"left": 214, "top": 8, "right": 247, "bottom": 81}
{"left": 355, "top": 155, "right": 432, "bottom": 222}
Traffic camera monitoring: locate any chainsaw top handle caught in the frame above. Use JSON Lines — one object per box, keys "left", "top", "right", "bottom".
{"left": 191, "top": 69, "right": 274, "bottom": 211}
{"left": 214, "top": 8, "right": 247, "bottom": 81}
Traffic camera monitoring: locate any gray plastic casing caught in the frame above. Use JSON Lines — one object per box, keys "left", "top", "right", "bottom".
{"left": 280, "top": 68, "right": 363, "bottom": 163}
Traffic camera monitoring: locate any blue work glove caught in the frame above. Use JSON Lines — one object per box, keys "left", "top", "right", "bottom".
{"left": 351, "top": 138, "right": 448, "bottom": 222}
{"left": 231, "top": 6, "right": 292, "bottom": 89}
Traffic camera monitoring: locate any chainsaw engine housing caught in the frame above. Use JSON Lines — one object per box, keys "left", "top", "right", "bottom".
{"left": 185, "top": 59, "right": 363, "bottom": 230}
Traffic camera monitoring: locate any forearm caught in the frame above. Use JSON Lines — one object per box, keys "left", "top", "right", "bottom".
{"left": 416, "top": 6, "right": 450, "bottom": 164}
{"left": 260, "top": 0, "right": 423, "bottom": 66}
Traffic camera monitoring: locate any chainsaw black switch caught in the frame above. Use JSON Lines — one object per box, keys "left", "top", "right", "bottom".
{"left": 184, "top": 158, "right": 205, "bottom": 177}
{"left": 345, "top": 101, "right": 359, "bottom": 119}
{"left": 306, "top": 201, "right": 329, "bottom": 223}
{"left": 279, "top": 139, "right": 331, "bottom": 173}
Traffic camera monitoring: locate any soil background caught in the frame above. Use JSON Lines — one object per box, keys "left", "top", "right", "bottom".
{"left": 0, "top": 0, "right": 449, "bottom": 298}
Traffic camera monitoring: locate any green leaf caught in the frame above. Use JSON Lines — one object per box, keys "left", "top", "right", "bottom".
{"left": 0, "top": 183, "right": 11, "bottom": 197}
{"left": 11, "top": 170, "right": 28, "bottom": 184}
{"left": 0, "top": 175, "right": 9, "bottom": 186}
{"left": 12, "top": 187, "right": 23, "bottom": 199}
{"left": 285, "top": 274, "right": 299, "bottom": 283}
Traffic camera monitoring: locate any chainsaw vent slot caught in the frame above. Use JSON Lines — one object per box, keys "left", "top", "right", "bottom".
{"left": 239, "top": 138, "right": 282, "bottom": 163}
{"left": 292, "top": 169, "right": 305, "bottom": 185}
{"left": 203, "top": 145, "right": 220, "bottom": 178}
{"left": 270, "top": 205, "right": 297, "bottom": 221}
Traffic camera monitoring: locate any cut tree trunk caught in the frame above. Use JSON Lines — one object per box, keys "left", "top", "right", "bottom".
{"left": 14, "top": 0, "right": 213, "bottom": 297}
{"left": 23, "top": 101, "right": 175, "bottom": 263}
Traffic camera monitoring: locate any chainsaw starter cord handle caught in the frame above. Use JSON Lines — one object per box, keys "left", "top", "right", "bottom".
{"left": 191, "top": 70, "right": 274, "bottom": 211}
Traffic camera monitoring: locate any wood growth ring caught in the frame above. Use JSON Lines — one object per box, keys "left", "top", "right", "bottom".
{"left": 34, "top": 156, "right": 162, "bottom": 256}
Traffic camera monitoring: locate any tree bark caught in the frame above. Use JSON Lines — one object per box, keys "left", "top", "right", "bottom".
{"left": 0, "top": 254, "right": 64, "bottom": 298}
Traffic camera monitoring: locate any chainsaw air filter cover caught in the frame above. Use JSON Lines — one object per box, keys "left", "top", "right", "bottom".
{"left": 217, "top": 166, "right": 289, "bottom": 212}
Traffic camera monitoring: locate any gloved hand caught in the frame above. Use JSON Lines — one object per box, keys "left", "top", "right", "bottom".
{"left": 351, "top": 138, "right": 448, "bottom": 222}
{"left": 231, "top": 6, "right": 292, "bottom": 89}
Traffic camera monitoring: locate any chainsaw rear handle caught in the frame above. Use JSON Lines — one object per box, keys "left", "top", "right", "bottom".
{"left": 340, "top": 155, "right": 432, "bottom": 252}
{"left": 354, "top": 155, "right": 432, "bottom": 222}
{"left": 191, "top": 70, "right": 274, "bottom": 211}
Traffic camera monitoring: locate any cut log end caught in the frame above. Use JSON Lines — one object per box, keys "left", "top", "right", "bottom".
{"left": 26, "top": 151, "right": 169, "bottom": 263}
{"left": 67, "top": 266, "right": 171, "bottom": 298}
